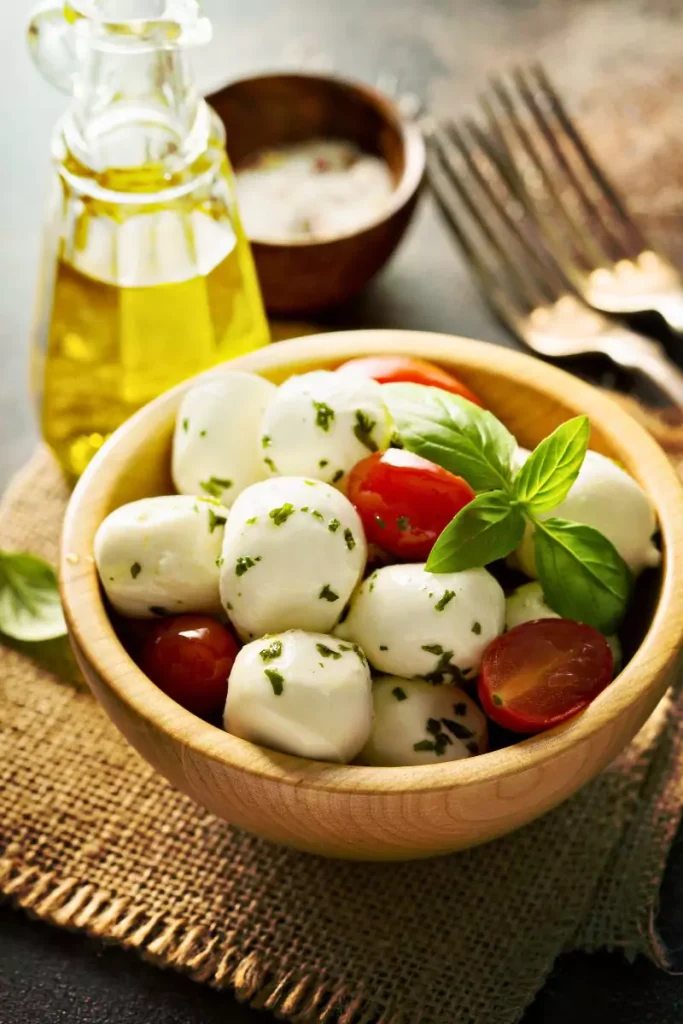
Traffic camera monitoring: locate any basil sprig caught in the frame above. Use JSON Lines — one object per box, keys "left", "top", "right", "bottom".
{"left": 386, "top": 384, "right": 633, "bottom": 633}
{"left": 0, "top": 551, "right": 67, "bottom": 642}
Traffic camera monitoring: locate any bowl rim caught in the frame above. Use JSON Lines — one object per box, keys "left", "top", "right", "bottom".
{"left": 208, "top": 70, "right": 426, "bottom": 248}
{"left": 61, "top": 329, "right": 683, "bottom": 795}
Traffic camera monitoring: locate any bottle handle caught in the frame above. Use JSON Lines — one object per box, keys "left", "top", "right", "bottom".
{"left": 27, "top": 1, "right": 81, "bottom": 95}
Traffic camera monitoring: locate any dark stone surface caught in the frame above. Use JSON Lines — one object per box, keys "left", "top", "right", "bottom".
{"left": 2, "top": 0, "right": 683, "bottom": 1020}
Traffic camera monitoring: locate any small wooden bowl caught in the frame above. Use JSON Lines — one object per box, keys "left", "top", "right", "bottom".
{"left": 61, "top": 332, "right": 683, "bottom": 860}
{"left": 208, "top": 73, "right": 425, "bottom": 315}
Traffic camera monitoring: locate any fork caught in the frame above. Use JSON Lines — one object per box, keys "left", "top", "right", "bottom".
{"left": 474, "top": 64, "right": 683, "bottom": 335}
{"left": 424, "top": 118, "right": 683, "bottom": 407}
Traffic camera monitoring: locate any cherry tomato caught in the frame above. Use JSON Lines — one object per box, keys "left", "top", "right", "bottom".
{"left": 337, "top": 355, "right": 484, "bottom": 406}
{"left": 139, "top": 615, "right": 240, "bottom": 719}
{"left": 346, "top": 449, "right": 475, "bottom": 561}
{"left": 478, "top": 619, "right": 613, "bottom": 734}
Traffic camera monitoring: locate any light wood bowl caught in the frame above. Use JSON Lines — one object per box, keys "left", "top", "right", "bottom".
{"left": 60, "top": 331, "right": 683, "bottom": 860}
{"left": 208, "top": 73, "right": 425, "bottom": 315}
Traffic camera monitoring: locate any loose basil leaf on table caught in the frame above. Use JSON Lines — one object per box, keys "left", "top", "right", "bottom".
{"left": 426, "top": 490, "right": 526, "bottom": 573}
{"left": 533, "top": 518, "right": 633, "bottom": 634}
{"left": 514, "top": 416, "right": 590, "bottom": 513}
{"left": 0, "top": 551, "right": 67, "bottom": 642}
{"left": 383, "top": 383, "right": 517, "bottom": 492}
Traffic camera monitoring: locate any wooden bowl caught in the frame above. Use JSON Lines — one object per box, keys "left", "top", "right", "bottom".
{"left": 60, "top": 331, "right": 683, "bottom": 860}
{"left": 208, "top": 74, "right": 425, "bottom": 315}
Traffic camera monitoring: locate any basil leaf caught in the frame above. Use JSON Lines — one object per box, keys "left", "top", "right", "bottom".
{"left": 533, "top": 517, "right": 632, "bottom": 633}
{"left": 0, "top": 551, "right": 67, "bottom": 642}
{"left": 515, "top": 416, "right": 590, "bottom": 513}
{"left": 426, "top": 491, "right": 526, "bottom": 572}
{"left": 383, "top": 383, "right": 516, "bottom": 492}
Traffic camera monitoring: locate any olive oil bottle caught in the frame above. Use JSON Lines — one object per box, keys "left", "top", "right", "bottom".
{"left": 28, "top": 1, "right": 269, "bottom": 479}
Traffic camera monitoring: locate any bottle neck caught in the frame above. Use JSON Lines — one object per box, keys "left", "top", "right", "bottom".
{"left": 63, "top": 42, "right": 212, "bottom": 176}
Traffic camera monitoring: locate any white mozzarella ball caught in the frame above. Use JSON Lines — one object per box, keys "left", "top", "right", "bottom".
{"left": 94, "top": 495, "right": 226, "bottom": 618}
{"left": 360, "top": 676, "right": 488, "bottom": 766}
{"left": 224, "top": 630, "right": 373, "bottom": 763}
{"left": 514, "top": 450, "right": 659, "bottom": 576}
{"left": 172, "top": 371, "right": 277, "bottom": 507}
{"left": 505, "top": 581, "right": 622, "bottom": 673}
{"left": 259, "top": 370, "right": 393, "bottom": 486}
{"left": 220, "top": 476, "right": 367, "bottom": 641}
{"left": 335, "top": 563, "right": 505, "bottom": 681}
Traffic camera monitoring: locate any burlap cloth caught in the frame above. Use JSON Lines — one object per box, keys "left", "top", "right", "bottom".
{"left": 1, "top": 433, "right": 683, "bottom": 1024}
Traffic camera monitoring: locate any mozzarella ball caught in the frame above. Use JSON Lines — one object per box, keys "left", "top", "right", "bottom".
{"left": 259, "top": 370, "right": 393, "bottom": 486}
{"left": 224, "top": 630, "right": 373, "bottom": 763}
{"left": 94, "top": 495, "right": 226, "bottom": 618}
{"left": 172, "top": 371, "right": 276, "bottom": 507}
{"left": 514, "top": 450, "right": 660, "bottom": 576}
{"left": 335, "top": 563, "right": 505, "bottom": 680}
{"left": 505, "top": 581, "right": 622, "bottom": 673}
{"left": 360, "top": 676, "right": 488, "bottom": 766}
{"left": 220, "top": 476, "right": 367, "bottom": 641}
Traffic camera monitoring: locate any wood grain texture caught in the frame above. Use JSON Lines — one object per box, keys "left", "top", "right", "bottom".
{"left": 60, "top": 331, "right": 683, "bottom": 860}
{"left": 210, "top": 74, "right": 425, "bottom": 314}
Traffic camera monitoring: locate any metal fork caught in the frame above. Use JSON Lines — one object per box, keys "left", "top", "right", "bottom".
{"left": 476, "top": 64, "right": 683, "bottom": 335}
{"left": 425, "top": 119, "right": 683, "bottom": 406}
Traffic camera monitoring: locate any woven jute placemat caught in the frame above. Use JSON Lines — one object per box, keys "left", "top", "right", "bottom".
{"left": 1, "top": 441, "right": 683, "bottom": 1024}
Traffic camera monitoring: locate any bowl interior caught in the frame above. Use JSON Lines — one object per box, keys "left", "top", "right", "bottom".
{"left": 62, "top": 331, "right": 683, "bottom": 794}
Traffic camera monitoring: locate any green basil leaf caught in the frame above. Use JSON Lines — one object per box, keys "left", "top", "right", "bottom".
{"left": 0, "top": 551, "right": 67, "bottom": 642}
{"left": 515, "top": 416, "right": 590, "bottom": 513}
{"left": 383, "top": 383, "right": 516, "bottom": 492}
{"left": 533, "top": 517, "right": 632, "bottom": 633}
{"left": 426, "top": 491, "right": 526, "bottom": 572}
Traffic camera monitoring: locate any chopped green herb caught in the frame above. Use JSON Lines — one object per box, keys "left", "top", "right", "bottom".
{"left": 332, "top": 469, "right": 344, "bottom": 483}
{"left": 269, "top": 502, "right": 296, "bottom": 526}
{"left": 149, "top": 606, "right": 169, "bottom": 616}
{"left": 413, "top": 740, "right": 435, "bottom": 752}
{"left": 435, "top": 590, "right": 455, "bottom": 612}
{"left": 319, "top": 459, "right": 329, "bottom": 468}
{"left": 379, "top": 644, "right": 388, "bottom": 651}
{"left": 392, "top": 686, "right": 407, "bottom": 701}
{"left": 353, "top": 410, "right": 378, "bottom": 452}
{"left": 454, "top": 702, "right": 467, "bottom": 716}
{"left": 420, "top": 649, "right": 466, "bottom": 686}
{"left": 319, "top": 584, "right": 339, "bottom": 602}
{"left": 313, "top": 401, "right": 335, "bottom": 431}
{"left": 471, "top": 621, "right": 482, "bottom": 635}
{"left": 311, "top": 510, "right": 324, "bottom": 522}
{"left": 368, "top": 571, "right": 378, "bottom": 592}
{"left": 265, "top": 668, "right": 285, "bottom": 696}
{"left": 316, "top": 643, "right": 342, "bottom": 660}
{"left": 197, "top": 496, "right": 220, "bottom": 506}
{"left": 301, "top": 506, "right": 309, "bottom": 512}
{"left": 442, "top": 718, "right": 474, "bottom": 740}
{"left": 328, "top": 518, "right": 341, "bottom": 533}
{"left": 422, "top": 643, "right": 444, "bottom": 655}
{"left": 337, "top": 643, "right": 353, "bottom": 652}
{"left": 261, "top": 435, "right": 272, "bottom": 448}
{"left": 236, "top": 556, "right": 259, "bottom": 577}
{"left": 343, "top": 528, "right": 356, "bottom": 551}
{"left": 351, "top": 642, "right": 368, "bottom": 667}
{"left": 208, "top": 509, "right": 227, "bottom": 533}
{"left": 426, "top": 718, "right": 442, "bottom": 736}
{"left": 264, "top": 456, "right": 277, "bottom": 472}
{"left": 492, "top": 693, "right": 504, "bottom": 707}
{"left": 337, "top": 601, "right": 351, "bottom": 624}
{"left": 396, "top": 515, "right": 410, "bottom": 532}
{"left": 246, "top": 516, "right": 258, "bottom": 525}
{"left": 375, "top": 516, "right": 386, "bottom": 529}
{"left": 466, "top": 741, "right": 480, "bottom": 756}
{"left": 303, "top": 480, "right": 317, "bottom": 487}
{"left": 130, "top": 562, "right": 141, "bottom": 579}
{"left": 226, "top": 601, "right": 233, "bottom": 610}
{"left": 200, "top": 476, "right": 233, "bottom": 498}
{"left": 182, "top": 417, "right": 189, "bottom": 433}
{"left": 200, "top": 429, "right": 207, "bottom": 438}
{"left": 215, "top": 555, "right": 224, "bottom": 568}
{"left": 260, "top": 640, "right": 283, "bottom": 661}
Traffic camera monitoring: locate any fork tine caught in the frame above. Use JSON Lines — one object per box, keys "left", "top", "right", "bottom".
{"left": 529, "top": 62, "right": 649, "bottom": 253}
{"left": 488, "top": 72, "right": 611, "bottom": 271}
{"left": 426, "top": 131, "right": 548, "bottom": 326}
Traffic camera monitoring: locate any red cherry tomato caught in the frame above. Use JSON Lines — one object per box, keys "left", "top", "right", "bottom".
{"left": 337, "top": 355, "right": 484, "bottom": 406}
{"left": 478, "top": 619, "right": 613, "bottom": 734}
{"left": 346, "top": 449, "right": 475, "bottom": 561}
{"left": 139, "top": 615, "right": 240, "bottom": 719}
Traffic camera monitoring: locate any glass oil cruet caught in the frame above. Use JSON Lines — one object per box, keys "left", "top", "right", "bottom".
{"left": 27, "top": 0, "right": 270, "bottom": 479}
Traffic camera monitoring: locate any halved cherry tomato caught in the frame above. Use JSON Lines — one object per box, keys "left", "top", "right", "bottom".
{"left": 478, "top": 619, "right": 613, "bottom": 734}
{"left": 140, "top": 615, "right": 240, "bottom": 719}
{"left": 337, "top": 355, "right": 484, "bottom": 407}
{"left": 346, "top": 449, "right": 475, "bottom": 561}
